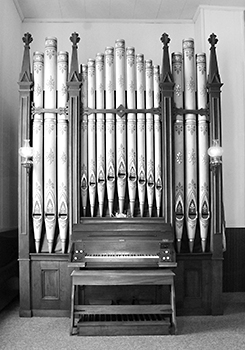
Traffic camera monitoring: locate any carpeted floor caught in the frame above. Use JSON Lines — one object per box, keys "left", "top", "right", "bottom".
{"left": 0, "top": 293, "right": 245, "bottom": 350}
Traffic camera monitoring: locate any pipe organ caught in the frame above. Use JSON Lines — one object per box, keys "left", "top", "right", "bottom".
{"left": 18, "top": 31, "right": 224, "bottom": 322}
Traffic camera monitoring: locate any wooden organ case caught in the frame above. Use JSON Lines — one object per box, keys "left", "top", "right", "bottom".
{"left": 18, "top": 31, "right": 224, "bottom": 331}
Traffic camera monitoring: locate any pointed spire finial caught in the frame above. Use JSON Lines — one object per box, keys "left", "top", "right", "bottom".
{"left": 70, "top": 32, "right": 80, "bottom": 48}
{"left": 207, "top": 33, "right": 222, "bottom": 86}
{"left": 68, "top": 32, "right": 81, "bottom": 83}
{"left": 22, "top": 32, "right": 33, "bottom": 48}
{"left": 208, "top": 33, "right": 218, "bottom": 48}
{"left": 19, "top": 32, "right": 33, "bottom": 84}
{"left": 161, "top": 33, "right": 170, "bottom": 48}
{"left": 160, "top": 33, "right": 174, "bottom": 87}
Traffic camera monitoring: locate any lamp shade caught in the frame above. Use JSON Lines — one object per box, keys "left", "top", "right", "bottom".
{"left": 207, "top": 140, "right": 223, "bottom": 158}
{"left": 19, "top": 139, "right": 34, "bottom": 158}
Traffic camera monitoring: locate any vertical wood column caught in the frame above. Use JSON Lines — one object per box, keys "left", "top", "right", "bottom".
{"left": 67, "top": 33, "right": 82, "bottom": 234}
{"left": 160, "top": 33, "right": 175, "bottom": 223}
{"left": 207, "top": 33, "right": 224, "bottom": 315}
{"left": 18, "top": 33, "right": 33, "bottom": 317}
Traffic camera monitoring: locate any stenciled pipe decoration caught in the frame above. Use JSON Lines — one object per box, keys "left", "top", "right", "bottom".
{"left": 196, "top": 53, "right": 210, "bottom": 252}
{"left": 172, "top": 51, "right": 185, "bottom": 253}
{"left": 183, "top": 38, "right": 198, "bottom": 253}
{"left": 105, "top": 46, "right": 116, "bottom": 216}
{"left": 126, "top": 47, "right": 137, "bottom": 216}
{"left": 32, "top": 51, "right": 44, "bottom": 253}
{"left": 87, "top": 58, "right": 96, "bottom": 217}
{"left": 115, "top": 39, "right": 126, "bottom": 214}
{"left": 44, "top": 37, "right": 57, "bottom": 253}
{"left": 136, "top": 53, "right": 146, "bottom": 217}
{"left": 96, "top": 53, "right": 106, "bottom": 217}
{"left": 57, "top": 51, "right": 69, "bottom": 253}
{"left": 153, "top": 64, "right": 162, "bottom": 218}
{"left": 145, "top": 59, "right": 155, "bottom": 217}
{"left": 81, "top": 63, "right": 88, "bottom": 217}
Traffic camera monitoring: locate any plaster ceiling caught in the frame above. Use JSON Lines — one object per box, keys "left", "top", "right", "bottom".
{"left": 13, "top": 0, "right": 245, "bottom": 22}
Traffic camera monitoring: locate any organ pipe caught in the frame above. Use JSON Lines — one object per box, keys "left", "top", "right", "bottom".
{"left": 44, "top": 37, "right": 57, "bottom": 253}
{"left": 172, "top": 52, "right": 184, "bottom": 253}
{"left": 32, "top": 51, "right": 44, "bottom": 253}
{"left": 183, "top": 38, "right": 198, "bottom": 253}
{"left": 57, "top": 51, "right": 69, "bottom": 253}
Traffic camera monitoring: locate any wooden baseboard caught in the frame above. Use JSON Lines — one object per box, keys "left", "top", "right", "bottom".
{"left": 223, "top": 227, "right": 245, "bottom": 292}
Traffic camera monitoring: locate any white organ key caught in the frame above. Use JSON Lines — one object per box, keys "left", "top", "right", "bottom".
{"left": 85, "top": 254, "right": 159, "bottom": 259}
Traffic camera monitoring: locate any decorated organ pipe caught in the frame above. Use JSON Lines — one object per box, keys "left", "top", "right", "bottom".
{"left": 153, "top": 65, "right": 162, "bottom": 218}
{"left": 80, "top": 64, "right": 88, "bottom": 216}
{"left": 126, "top": 47, "right": 137, "bottom": 216}
{"left": 95, "top": 53, "right": 106, "bottom": 217}
{"left": 44, "top": 37, "right": 57, "bottom": 253}
{"left": 57, "top": 51, "right": 69, "bottom": 253}
{"left": 32, "top": 51, "right": 44, "bottom": 253}
{"left": 196, "top": 53, "right": 210, "bottom": 253}
{"left": 183, "top": 38, "right": 198, "bottom": 253}
{"left": 87, "top": 59, "right": 96, "bottom": 217}
{"left": 105, "top": 47, "right": 116, "bottom": 216}
{"left": 145, "top": 59, "right": 155, "bottom": 217}
{"left": 115, "top": 39, "right": 126, "bottom": 214}
{"left": 136, "top": 53, "right": 146, "bottom": 217}
{"left": 172, "top": 52, "right": 185, "bottom": 253}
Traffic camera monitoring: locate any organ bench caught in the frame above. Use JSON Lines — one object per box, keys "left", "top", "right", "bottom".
{"left": 70, "top": 269, "right": 177, "bottom": 336}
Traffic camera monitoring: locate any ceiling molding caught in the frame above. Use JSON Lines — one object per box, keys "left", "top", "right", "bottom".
{"left": 22, "top": 17, "right": 194, "bottom": 24}
{"left": 13, "top": 0, "right": 24, "bottom": 22}
{"left": 197, "top": 4, "right": 245, "bottom": 13}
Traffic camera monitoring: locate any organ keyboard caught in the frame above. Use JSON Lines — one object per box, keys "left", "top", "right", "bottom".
{"left": 69, "top": 218, "right": 177, "bottom": 268}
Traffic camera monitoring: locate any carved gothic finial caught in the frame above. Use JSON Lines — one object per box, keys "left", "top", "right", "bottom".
{"left": 207, "top": 33, "right": 222, "bottom": 86}
{"left": 19, "top": 32, "right": 33, "bottom": 84}
{"left": 68, "top": 32, "right": 81, "bottom": 83}
{"left": 161, "top": 33, "right": 170, "bottom": 48}
{"left": 22, "top": 32, "right": 33, "bottom": 47}
{"left": 208, "top": 33, "right": 218, "bottom": 48}
{"left": 70, "top": 32, "right": 80, "bottom": 48}
{"left": 160, "top": 33, "right": 174, "bottom": 87}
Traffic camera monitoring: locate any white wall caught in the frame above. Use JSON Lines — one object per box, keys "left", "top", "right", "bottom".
{"left": 0, "top": 0, "right": 22, "bottom": 231}
{"left": 197, "top": 6, "right": 245, "bottom": 227}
